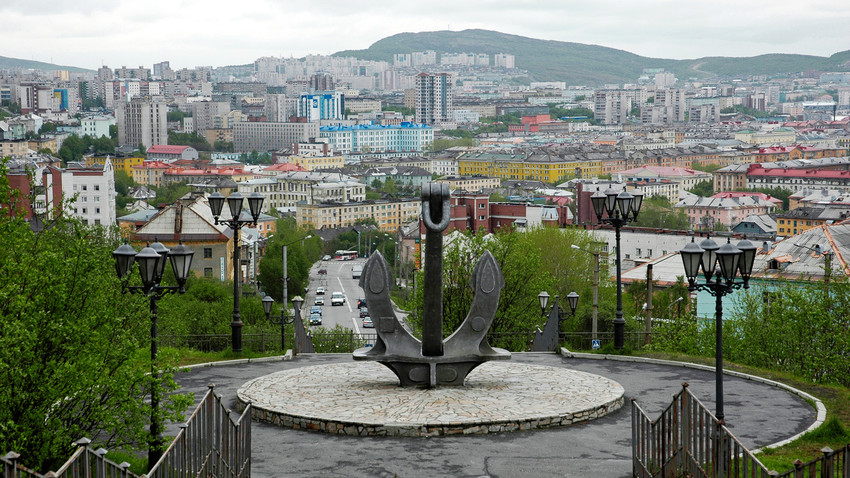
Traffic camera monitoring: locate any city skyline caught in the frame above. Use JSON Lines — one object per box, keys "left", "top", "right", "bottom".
{"left": 2, "top": 0, "right": 850, "bottom": 71}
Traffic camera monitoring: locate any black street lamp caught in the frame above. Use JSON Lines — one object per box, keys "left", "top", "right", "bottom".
{"left": 679, "top": 235, "right": 756, "bottom": 422}
{"left": 113, "top": 239, "right": 194, "bottom": 470}
{"left": 208, "top": 191, "right": 264, "bottom": 353}
{"left": 262, "top": 295, "right": 295, "bottom": 353}
{"left": 590, "top": 186, "right": 643, "bottom": 349}
{"left": 537, "top": 291, "right": 579, "bottom": 346}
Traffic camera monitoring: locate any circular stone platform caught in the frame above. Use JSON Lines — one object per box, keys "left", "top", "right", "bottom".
{"left": 237, "top": 361, "right": 624, "bottom": 437}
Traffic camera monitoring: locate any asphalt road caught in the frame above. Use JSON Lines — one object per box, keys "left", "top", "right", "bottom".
{"left": 304, "top": 258, "right": 370, "bottom": 332}
{"left": 176, "top": 353, "right": 817, "bottom": 478}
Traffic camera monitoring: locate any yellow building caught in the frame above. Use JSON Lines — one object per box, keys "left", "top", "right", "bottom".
{"left": 298, "top": 198, "right": 421, "bottom": 232}
{"left": 457, "top": 151, "right": 603, "bottom": 183}
{"left": 132, "top": 161, "right": 170, "bottom": 187}
{"left": 289, "top": 155, "right": 345, "bottom": 171}
{"left": 28, "top": 138, "right": 58, "bottom": 154}
{"left": 87, "top": 155, "right": 145, "bottom": 175}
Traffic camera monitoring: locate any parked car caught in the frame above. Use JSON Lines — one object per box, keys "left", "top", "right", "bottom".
{"left": 359, "top": 306, "right": 369, "bottom": 318}
{"left": 309, "top": 313, "right": 322, "bottom": 326}
{"left": 331, "top": 292, "right": 345, "bottom": 306}
{"left": 322, "top": 255, "right": 331, "bottom": 261}
{"left": 318, "top": 268, "right": 328, "bottom": 275}
{"left": 362, "top": 316, "right": 373, "bottom": 328}
{"left": 316, "top": 286, "right": 326, "bottom": 295}
{"left": 310, "top": 305, "right": 322, "bottom": 317}
{"left": 314, "top": 296, "right": 324, "bottom": 306}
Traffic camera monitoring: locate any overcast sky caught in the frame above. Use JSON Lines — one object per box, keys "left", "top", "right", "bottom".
{"left": 3, "top": 0, "right": 850, "bottom": 70}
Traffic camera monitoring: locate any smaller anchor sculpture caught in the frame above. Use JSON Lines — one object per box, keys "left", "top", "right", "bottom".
{"left": 353, "top": 182, "right": 510, "bottom": 387}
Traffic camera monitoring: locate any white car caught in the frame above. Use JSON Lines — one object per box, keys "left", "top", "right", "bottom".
{"left": 331, "top": 292, "right": 345, "bottom": 306}
{"left": 314, "top": 296, "right": 324, "bottom": 306}
{"left": 316, "top": 286, "right": 326, "bottom": 295}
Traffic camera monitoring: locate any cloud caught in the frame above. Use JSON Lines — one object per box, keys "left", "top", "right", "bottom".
{"left": 3, "top": 0, "right": 849, "bottom": 69}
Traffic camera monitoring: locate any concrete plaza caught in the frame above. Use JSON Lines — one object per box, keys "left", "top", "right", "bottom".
{"left": 175, "top": 352, "right": 817, "bottom": 478}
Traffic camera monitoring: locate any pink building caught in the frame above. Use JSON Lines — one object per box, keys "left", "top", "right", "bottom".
{"left": 675, "top": 194, "right": 777, "bottom": 230}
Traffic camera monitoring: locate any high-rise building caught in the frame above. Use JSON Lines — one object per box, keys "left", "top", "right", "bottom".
{"left": 191, "top": 101, "right": 231, "bottom": 134}
{"left": 415, "top": 73, "right": 453, "bottom": 125}
{"left": 494, "top": 53, "right": 515, "bottom": 69}
{"left": 594, "top": 89, "right": 641, "bottom": 125}
{"left": 233, "top": 121, "right": 320, "bottom": 153}
{"left": 115, "top": 96, "right": 168, "bottom": 149}
{"left": 298, "top": 92, "right": 345, "bottom": 122}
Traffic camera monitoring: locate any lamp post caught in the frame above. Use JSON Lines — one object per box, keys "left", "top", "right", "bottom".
{"left": 680, "top": 235, "right": 756, "bottom": 422}
{"left": 112, "top": 239, "right": 194, "bottom": 470}
{"left": 208, "top": 191, "right": 264, "bottom": 353}
{"left": 537, "top": 291, "right": 579, "bottom": 346}
{"left": 571, "top": 244, "right": 600, "bottom": 341}
{"left": 590, "top": 186, "right": 643, "bottom": 349}
{"left": 262, "top": 295, "right": 295, "bottom": 353}
{"left": 278, "top": 235, "right": 312, "bottom": 352}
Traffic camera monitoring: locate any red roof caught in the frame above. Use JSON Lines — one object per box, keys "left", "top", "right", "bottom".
{"left": 147, "top": 145, "right": 191, "bottom": 154}
{"left": 712, "top": 191, "right": 782, "bottom": 204}
{"left": 265, "top": 163, "right": 306, "bottom": 172}
{"left": 132, "top": 161, "right": 170, "bottom": 169}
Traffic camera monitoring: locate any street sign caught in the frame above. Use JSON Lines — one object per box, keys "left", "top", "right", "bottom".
{"left": 592, "top": 339, "right": 601, "bottom": 350}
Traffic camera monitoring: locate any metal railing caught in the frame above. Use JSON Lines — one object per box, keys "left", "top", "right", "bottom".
{"left": 3, "top": 386, "right": 250, "bottom": 478}
{"left": 632, "top": 382, "right": 774, "bottom": 478}
{"left": 773, "top": 445, "right": 849, "bottom": 478}
{"left": 144, "top": 385, "right": 251, "bottom": 478}
{"left": 2, "top": 438, "right": 138, "bottom": 478}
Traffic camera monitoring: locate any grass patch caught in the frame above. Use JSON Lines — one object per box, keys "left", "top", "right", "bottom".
{"left": 637, "top": 351, "right": 850, "bottom": 473}
{"left": 105, "top": 449, "right": 147, "bottom": 475}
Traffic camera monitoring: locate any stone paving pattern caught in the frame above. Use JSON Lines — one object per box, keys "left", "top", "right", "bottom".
{"left": 175, "top": 353, "right": 817, "bottom": 477}
{"left": 237, "top": 362, "right": 625, "bottom": 436}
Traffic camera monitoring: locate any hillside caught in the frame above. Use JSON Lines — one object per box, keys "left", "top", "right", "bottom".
{"left": 0, "top": 55, "right": 93, "bottom": 73}
{"left": 334, "top": 29, "right": 850, "bottom": 85}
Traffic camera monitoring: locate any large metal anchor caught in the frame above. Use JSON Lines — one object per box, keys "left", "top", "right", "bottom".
{"left": 353, "top": 182, "right": 510, "bottom": 387}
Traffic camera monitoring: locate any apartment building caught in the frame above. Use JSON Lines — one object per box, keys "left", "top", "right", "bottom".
{"left": 40, "top": 159, "right": 117, "bottom": 226}
{"left": 319, "top": 122, "right": 433, "bottom": 155}
{"left": 233, "top": 121, "right": 319, "bottom": 153}
{"left": 298, "top": 198, "right": 420, "bottom": 232}
{"left": 115, "top": 96, "right": 168, "bottom": 149}
{"left": 415, "top": 73, "right": 454, "bottom": 125}
{"left": 238, "top": 171, "right": 366, "bottom": 214}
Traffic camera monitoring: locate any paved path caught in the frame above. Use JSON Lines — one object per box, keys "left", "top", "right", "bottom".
{"left": 175, "top": 353, "right": 816, "bottom": 478}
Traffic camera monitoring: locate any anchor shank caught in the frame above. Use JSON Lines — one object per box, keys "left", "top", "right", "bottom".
{"left": 422, "top": 227, "right": 444, "bottom": 356}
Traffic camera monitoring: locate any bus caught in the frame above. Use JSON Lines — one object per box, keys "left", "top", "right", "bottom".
{"left": 334, "top": 250, "right": 357, "bottom": 261}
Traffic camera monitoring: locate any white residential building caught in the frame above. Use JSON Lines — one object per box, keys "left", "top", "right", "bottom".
{"left": 319, "top": 122, "right": 433, "bottom": 155}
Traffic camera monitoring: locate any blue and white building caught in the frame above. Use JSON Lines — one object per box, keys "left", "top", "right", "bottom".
{"left": 319, "top": 122, "right": 434, "bottom": 155}
{"left": 299, "top": 91, "right": 345, "bottom": 122}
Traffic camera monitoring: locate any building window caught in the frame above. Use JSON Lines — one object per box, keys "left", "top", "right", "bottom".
{"left": 82, "top": 185, "right": 87, "bottom": 191}
{"left": 204, "top": 247, "right": 213, "bottom": 258}
{"left": 94, "top": 185, "right": 100, "bottom": 191}
{"left": 204, "top": 267, "right": 213, "bottom": 278}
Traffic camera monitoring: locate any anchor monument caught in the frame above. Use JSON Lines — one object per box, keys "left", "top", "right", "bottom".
{"left": 353, "top": 182, "right": 510, "bottom": 387}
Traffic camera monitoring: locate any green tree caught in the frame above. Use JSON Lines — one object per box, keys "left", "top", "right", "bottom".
{"left": 109, "top": 124, "right": 118, "bottom": 140}
{"left": 687, "top": 180, "right": 714, "bottom": 197}
{"left": 167, "top": 131, "right": 211, "bottom": 151}
{"left": 151, "top": 182, "right": 191, "bottom": 206}
{"left": 58, "top": 134, "right": 87, "bottom": 164}
{"left": 213, "top": 140, "right": 234, "bottom": 153}
{"left": 384, "top": 106, "right": 414, "bottom": 116}
{"left": 632, "top": 196, "right": 690, "bottom": 230}
{"left": 38, "top": 122, "right": 58, "bottom": 135}
{"left": 0, "top": 165, "right": 191, "bottom": 471}
{"left": 257, "top": 218, "right": 320, "bottom": 302}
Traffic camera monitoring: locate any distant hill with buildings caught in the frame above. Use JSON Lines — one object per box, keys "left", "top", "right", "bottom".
{"left": 334, "top": 29, "right": 850, "bottom": 85}
{"left": 0, "top": 55, "right": 92, "bottom": 73}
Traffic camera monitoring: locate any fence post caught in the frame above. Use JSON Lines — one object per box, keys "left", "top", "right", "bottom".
{"left": 820, "top": 447, "right": 833, "bottom": 478}
{"left": 792, "top": 459, "right": 803, "bottom": 478}
{"left": 94, "top": 447, "right": 108, "bottom": 478}
{"left": 3, "top": 451, "right": 21, "bottom": 478}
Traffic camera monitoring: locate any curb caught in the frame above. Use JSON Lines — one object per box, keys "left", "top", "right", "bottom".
{"left": 559, "top": 347, "right": 826, "bottom": 453}
{"left": 182, "top": 350, "right": 293, "bottom": 370}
